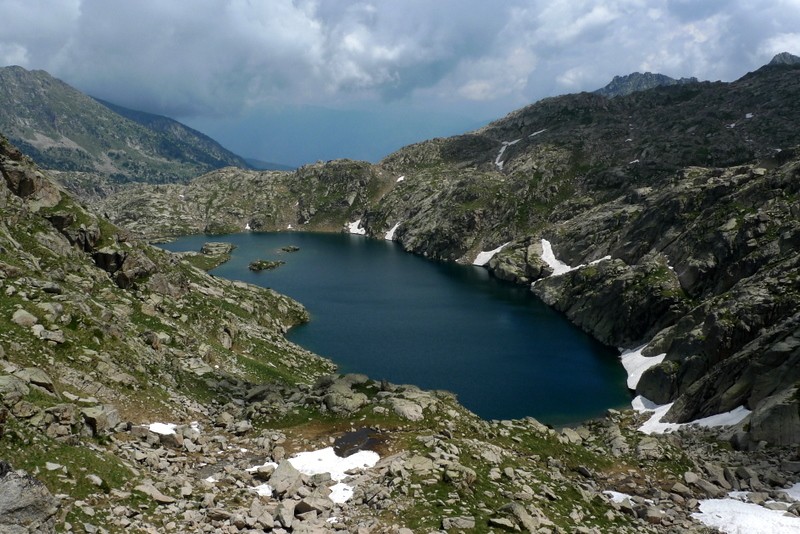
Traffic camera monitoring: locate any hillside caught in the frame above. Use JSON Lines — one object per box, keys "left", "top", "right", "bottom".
{"left": 0, "top": 66, "right": 249, "bottom": 183}
{"left": 11, "top": 134, "right": 800, "bottom": 533}
{"left": 94, "top": 57, "right": 800, "bottom": 452}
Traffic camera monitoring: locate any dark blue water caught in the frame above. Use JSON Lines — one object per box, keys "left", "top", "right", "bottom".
{"left": 161, "top": 232, "right": 629, "bottom": 424}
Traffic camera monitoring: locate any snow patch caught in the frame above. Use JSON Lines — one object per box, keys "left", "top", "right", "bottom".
{"left": 745, "top": 113, "right": 754, "bottom": 119}
{"left": 396, "top": 175, "right": 405, "bottom": 183}
{"left": 245, "top": 461, "right": 278, "bottom": 473}
{"left": 529, "top": 128, "right": 547, "bottom": 138}
{"left": 346, "top": 219, "right": 366, "bottom": 235}
{"left": 540, "top": 239, "right": 575, "bottom": 276}
{"left": 620, "top": 345, "right": 666, "bottom": 389}
{"left": 629, "top": 159, "right": 640, "bottom": 164}
{"left": 604, "top": 491, "right": 633, "bottom": 503}
{"left": 244, "top": 222, "right": 251, "bottom": 231}
{"left": 287, "top": 224, "right": 293, "bottom": 230}
{"left": 288, "top": 447, "right": 379, "bottom": 481}
{"left": 692, "top": 496, "right": 800, "bottom": 533}
{"left": 285, "top": 446, "right": 380, "bottom": 503}
{"left": 329, "top": 482, "right": 355, "bottom": 504}
{"left": 625, "top": 138, "right": 633, "bottom": 142}
{"left": 148, "top": 422, "right": 177, "bottom": 435}
{"left": 633, "top": 396, "right": 751, "bottom": 435}
{"left": 473, "top": 242, "right": 510, "bottom": 266}
{"left": 385, "top": 222, "right": 400, "bottom": 241}
{"left": 495, "top": 139, "right": 521, "bottom": 170}
{"left": 252, "top": 483, "right": 274, "bottom": 497}
{"left": 589, "top": 255, "right": 611, "bottom": 265}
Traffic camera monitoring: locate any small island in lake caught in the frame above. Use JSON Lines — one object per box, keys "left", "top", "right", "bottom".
{"left": 248, "top": 259, "right": 285, "bottom": 271}
{"left": 281, "top": 245, "right": 300, "bottom": 252}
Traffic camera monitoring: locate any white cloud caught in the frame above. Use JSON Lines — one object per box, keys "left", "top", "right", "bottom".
{"left": 0, "top": 43, "right": 29, "bottom": 66}
{"left": 457, "top": 47, "right": 538, "bottom": 101}
{"left": 759, "top": 33, "right": 800, "bottom": 57}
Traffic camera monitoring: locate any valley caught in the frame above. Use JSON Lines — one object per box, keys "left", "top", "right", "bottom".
{"left": 0, "top": 53, "right": 799, "bottom": 533}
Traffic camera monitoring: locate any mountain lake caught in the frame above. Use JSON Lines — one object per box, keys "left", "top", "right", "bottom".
{"left": 161, "top": 232, "right": 630, "bottom": 425}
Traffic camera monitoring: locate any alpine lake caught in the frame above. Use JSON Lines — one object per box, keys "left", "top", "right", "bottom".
{"left": 161, "top": 232, "right": 630, "bottom": 426}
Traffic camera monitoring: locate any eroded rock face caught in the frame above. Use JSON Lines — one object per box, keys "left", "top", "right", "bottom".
{"left": 0, "top": 135, "right": 61, "bottom": 210}
{"left": 747, "top": 387, "right": 800, "bottom": 446}
{"left": 531, "top": 257, "right": 687, "bottom": 348}
{"left": 0, "top": 461, "right": 59, "bottom": 534}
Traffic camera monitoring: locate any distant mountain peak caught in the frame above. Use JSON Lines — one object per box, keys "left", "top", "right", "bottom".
{"left": 594, "top": 71, "right": 699, "bottom": 98}
{"left": 768, "top": 51, "right": 800, "bottom": 66}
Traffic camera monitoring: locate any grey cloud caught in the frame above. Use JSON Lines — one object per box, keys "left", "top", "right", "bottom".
{"left": 1, "top": 0, "right": 799, "bottom": 133}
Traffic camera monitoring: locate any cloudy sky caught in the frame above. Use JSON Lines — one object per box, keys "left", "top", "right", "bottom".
{"left": 2, "top": 0, "right": 799, "bottom": 166}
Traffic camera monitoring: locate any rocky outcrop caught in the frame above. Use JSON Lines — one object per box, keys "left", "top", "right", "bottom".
{"left": 594, "top": 72, "right": 699, "bottom": 98}
{"left": 0, "top": 135, "right": 61, "bottom": 211}
{"left": 0, "top": 461, "right": 59, "bottom": 533}
{"left": 532, "top": 257, "right": 687, "bottom": 347}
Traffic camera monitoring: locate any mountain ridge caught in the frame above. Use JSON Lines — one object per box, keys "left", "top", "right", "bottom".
{"left": 593, "top": 71, "right": 699, "bottom": 98}
{"left": 93, "top": 57, "right": 800, "bottom": 452}
{"left": 0, "top": 65, "right": 248, "bottom": 183}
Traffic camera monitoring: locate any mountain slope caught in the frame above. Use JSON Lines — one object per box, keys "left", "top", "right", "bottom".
{"left": 0, "top": 66, "right": 247, "bottom": 183}
{"left": 93, "top": 97, "right": 252, "bottom": 169}
{"left": 93, "top": 57, "right": 800, "bottom": 450}
{"left": 9, "top": 133, "right": 792, "bottom": 533}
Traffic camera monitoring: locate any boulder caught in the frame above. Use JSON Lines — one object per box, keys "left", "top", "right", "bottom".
{"left": 31, "top": 325, "right": 66, "bottom": 344}
{"left": 0, "top": 461, "right": 59, "bottom": 533}
{"left": 92, "top": 247, "right": 126, "bottom": 274}
{"left": 134, "top": 483, "right": 176, "bottom": 504}
{"left": 0, "top": 158, "right": 60, "bottom": 209}
{"left": 637, "top": 361, "right": 680, "bottom": 405}
{"left": 404, "top": 455, "right": 435, "bottom": 474}
{"left": 81, "top": 405, "right": 121, "bottom": 436}
{"left": 116, "top": 249, "right": 157, "bottom": 289}
{"left": 442, "top": 516, "right": 476, "bottom": 530}
{"left": 0, "top": 375, "right": 31, "bottom": 401}
{"left": 268, "top": 461, "right": 304, "bottom": 497}
{"left": 11, "top": 309, "right": 37, "bottom": 327}
{"left": 275, "top": 499, "right": 297, "bottom": 529}
{"left": 295, "top": 492, "right": 333, "bottom": 515}
{"left": 388, "top": 398, "right": 423, "bottom": 421}
{"left": 322, "top": 381, "right": 369, "bottom": 414}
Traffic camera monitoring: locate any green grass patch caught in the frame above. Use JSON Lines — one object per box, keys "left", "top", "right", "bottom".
{"left": 0, "top": 420, "right": 133, "bottom": 500}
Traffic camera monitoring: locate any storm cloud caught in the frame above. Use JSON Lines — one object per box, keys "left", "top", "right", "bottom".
{"left": 2, "top": 0, "right": 799, "bottom": 164}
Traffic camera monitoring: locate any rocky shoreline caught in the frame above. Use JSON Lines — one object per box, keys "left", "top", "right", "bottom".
{"left": 85, "top": 63, "right": 800, "bottom": 454}
{"left": 4, "top": 364, "right": 800, "bottom": 533}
